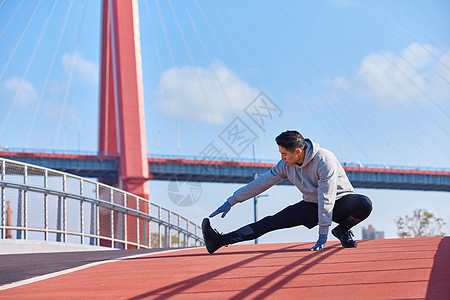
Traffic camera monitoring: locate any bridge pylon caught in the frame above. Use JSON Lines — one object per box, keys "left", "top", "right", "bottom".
{"left": 99, "top": 0, "right": 149, "bottom": 248}
{"left": 99, "top": 0, "right": 149, "bottom": 200}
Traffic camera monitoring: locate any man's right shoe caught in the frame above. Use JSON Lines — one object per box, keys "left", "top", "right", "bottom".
{"left": 332, "top": 226, "right": 358, "bottom": 248}
{"left": 202, "top": 218, "right": 224, "bottom": 254}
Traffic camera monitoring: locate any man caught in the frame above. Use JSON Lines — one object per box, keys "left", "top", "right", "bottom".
{"left": 202, "top": 130, "right": 372, "bottom": 254}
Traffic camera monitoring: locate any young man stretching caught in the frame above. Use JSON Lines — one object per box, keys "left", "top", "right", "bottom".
{"left": 202, "top": 130, "right": 372, "bottom": 254}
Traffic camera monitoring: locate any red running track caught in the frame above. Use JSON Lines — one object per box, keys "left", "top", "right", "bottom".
{"left": 1, "top": 236, "right": 449, "bottom": 299}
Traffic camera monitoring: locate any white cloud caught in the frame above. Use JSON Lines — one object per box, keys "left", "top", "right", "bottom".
{"left": 1, "top": 77, "right": 38, "bottom": 106}
{"left": 157, "top": 61, "right": 259, "bottom": 124}
{"left": 62, "top": 53, "right": 98, "bottom": 84}
{"left": 324, "top": 77, "right": 350, "bottom": 91}
{"left": 355, "top": 43, "right": 449, "bottom": 104}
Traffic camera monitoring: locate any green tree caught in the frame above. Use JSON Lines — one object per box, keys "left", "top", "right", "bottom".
{"left": 150, "top": 233, "right": 196, "bottom": 248}
{"left": 151, "top": 233, "right": 179, "bottom": 248}
{"left": 394, "top": 209, "right": 445, "bottom": 238}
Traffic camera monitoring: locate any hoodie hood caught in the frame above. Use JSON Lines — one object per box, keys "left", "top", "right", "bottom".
{"left": 299, "top": 138, "right": 319, "bottom": 168}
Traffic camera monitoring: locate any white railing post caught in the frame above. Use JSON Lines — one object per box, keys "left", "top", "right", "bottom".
{"left": 110, "top": 188, "right": 114, "bottom": 248}
{"left": 80, "top": 179, "right": 84, "bottom": 245}
{"left": 177, "top": 215, "right": 181, "bottom": 247}
{"left": 63, "top": 174, "right": 67, "bottom": 243}
{"left": 44, "top": 169, "right": 48, "bottom": 241}
{"left": 124, "top": 193, "right": 127, "bottom": 249}
{"left": 182, "top": 218, "right": 187, "bottom": 247}
{"left": 1, "top": 159, "right": 4, "bottom": 239}
{"left": 96, "top": 182, "right": 100, "bottom": 246}
{"left": 23, "top": 165, "right": 28, "bottom": 240}
{"left": 147, "top": 200, "right": 151, "bottom": 248}
{"left": 136, "top": 196, "right": 140, "bottom": 248}
{"left": 195, "top": 223, "right": 200, "bottom": 246}
{"left": 158, "top": 207, "right": 162, "bottom": 248}
{"left": 56, "top": 196, "right": 62, "bottom": 242}
{"left": 168, "top": 211, "right": 172, "bottom": 248}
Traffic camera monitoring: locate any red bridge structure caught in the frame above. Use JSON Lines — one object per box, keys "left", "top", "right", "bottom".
{"left": 1, "top": 150, "right": 450, "bottom": 192}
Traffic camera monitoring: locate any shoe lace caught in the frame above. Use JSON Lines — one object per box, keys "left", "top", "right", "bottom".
{"left": 345, "top": 230, "right": 354, "bottom": 241}
{"left": 212, "top": 230, "right": 228, "bottom": 247}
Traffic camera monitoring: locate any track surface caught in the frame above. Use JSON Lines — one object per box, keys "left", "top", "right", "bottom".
{"left": 1, "top": 237, "right": 449, "bottom": 299}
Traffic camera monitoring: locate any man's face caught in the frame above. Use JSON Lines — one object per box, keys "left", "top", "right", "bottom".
{"left": 278, "top": 145, "right": 302, "bottom": 166}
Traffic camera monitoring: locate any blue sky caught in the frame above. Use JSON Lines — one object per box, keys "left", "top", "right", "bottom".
{"left": 0, "top": 0, "right": 449, "bottom": 243}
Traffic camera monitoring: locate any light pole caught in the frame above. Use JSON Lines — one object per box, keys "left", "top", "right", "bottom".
{"left": 253, "top": 194, "right": 268, "bottom": 244}
{"left": 253, "top": 172, "right": 268, "bottom": 244}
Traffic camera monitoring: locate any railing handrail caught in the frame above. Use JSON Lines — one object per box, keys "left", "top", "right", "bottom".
{"left": 0, "top": 158, "right": 204, "bottom": 249}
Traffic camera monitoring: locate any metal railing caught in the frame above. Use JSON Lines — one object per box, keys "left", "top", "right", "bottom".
{"left": 0, "top": 158, "right": 203, "bottom": 249}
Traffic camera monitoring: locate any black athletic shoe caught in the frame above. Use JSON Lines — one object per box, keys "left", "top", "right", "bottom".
{"left": 332, "top": 226, "right": 358, "bottom": 248}
{"left": 202, "top": 218, "right": 224, "bottom": 254}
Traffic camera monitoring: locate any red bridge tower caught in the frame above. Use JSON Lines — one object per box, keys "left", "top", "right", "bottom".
{"left": 99, "top": 0, "right": 149, "bottom": 200}
{"left": 98, "top": 0, "right": 149, "bottom": 247}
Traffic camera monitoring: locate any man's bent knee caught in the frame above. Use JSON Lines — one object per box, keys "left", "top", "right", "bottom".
{"left": 357, "top": 195, "right": 372, "bottom": 220}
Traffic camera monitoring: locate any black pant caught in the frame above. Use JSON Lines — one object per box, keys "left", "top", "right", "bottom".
{"left": 223, "top": 194, "right": 372, "bottom": 244}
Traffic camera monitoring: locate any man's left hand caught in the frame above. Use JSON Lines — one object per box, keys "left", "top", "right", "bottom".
{"left": 209, "top": 201, "right": 232, "bottom": 218}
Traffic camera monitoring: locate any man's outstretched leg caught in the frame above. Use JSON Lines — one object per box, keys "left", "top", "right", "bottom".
{"left": 203, "top": 201, "right": 317, "bottom": 254}
{"left": 331, "top": 194, "right": 373, "bottom": 248}
{"left": 202, "top": 218, "right": 258, "bottom": 254}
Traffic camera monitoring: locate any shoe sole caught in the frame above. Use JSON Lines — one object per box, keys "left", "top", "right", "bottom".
{"left": 202, "top": 218, "right": 220, "bottom": 254}
{"left": 201, "top": 218, "right": 209, "bottom": 242}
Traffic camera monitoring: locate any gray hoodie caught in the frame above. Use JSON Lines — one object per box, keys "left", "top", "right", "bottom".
{"left": 227, "top": 139, "right": 355, "bottom": 235}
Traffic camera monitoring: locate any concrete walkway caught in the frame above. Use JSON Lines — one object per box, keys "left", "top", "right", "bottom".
{"left": 0, "top": 236, "right": 448, "bottom": 299}
{"left": 0, "top": 239, "right": 115, "bottom": 255}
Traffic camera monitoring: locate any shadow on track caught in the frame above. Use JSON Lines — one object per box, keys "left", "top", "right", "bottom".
{"left": 128, "top": 244, "right": 345, "bottom": 300}
{"left": 425, "top": 236, "right": 450, "bottom": 298}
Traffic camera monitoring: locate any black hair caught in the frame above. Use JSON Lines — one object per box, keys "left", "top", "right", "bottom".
{"left": 275, "top": 130, "right": 306, "bottom": 151}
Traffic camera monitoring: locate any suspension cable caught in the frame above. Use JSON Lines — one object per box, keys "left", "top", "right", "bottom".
{"left": 0, "top": 0, "right": 41, "bottom": 82}
{"left": 142, "top": 0, "right": 178, "bottom": 153}
{"left": 25, "top": 1, "right": 74, "bottom": 146}
{"left": 154, "top": 0, "right": 201, "bottom": 153}
{"left": 4, "top": 1, "right": 57, "bottom": 148}
{"left": 53, "top": 0, "right": 87, "bottom": 148}
{"left": 0, "top": 0, "right": 41, "bottom": 139}
{"left": 0, "top": 0, "right": 25, "bottom": 41}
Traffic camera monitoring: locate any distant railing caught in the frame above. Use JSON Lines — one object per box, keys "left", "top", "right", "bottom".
{"left": 0, "top": 158, "right": 203, "bottom": 249}
{"left": 0, "top": 147, "right": 118, "bottom": 158}
{"left": 1, "top": 147, "right": 449, "bottom": 172}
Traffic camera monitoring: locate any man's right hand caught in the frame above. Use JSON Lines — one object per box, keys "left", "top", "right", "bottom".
{"left": 209, "top": 201, "right": 232, "bottom": 218}
{"left": 309, "top": 234, "right": 328, "bottom": 251}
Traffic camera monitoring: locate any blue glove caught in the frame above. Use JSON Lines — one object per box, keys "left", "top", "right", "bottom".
{"left": 309, "top": 234, "right": 327, "bottom": 251}
{"left": 210, "top": 201, "right": 232, "bottom": 218}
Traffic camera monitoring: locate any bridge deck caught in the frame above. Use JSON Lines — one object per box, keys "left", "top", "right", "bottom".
{"left": 2, "top": 153, "right": 450, "bottom": 191}
{"left": 0, "top": 236, "right": 448, "bottom": 299}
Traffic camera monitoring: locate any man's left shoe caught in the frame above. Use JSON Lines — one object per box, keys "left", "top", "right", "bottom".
{"left": 332, "top": 226, "right": 358, "bottom": 248}
{"left": 202, "top": 218, "right": 224, "bottom": 254}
